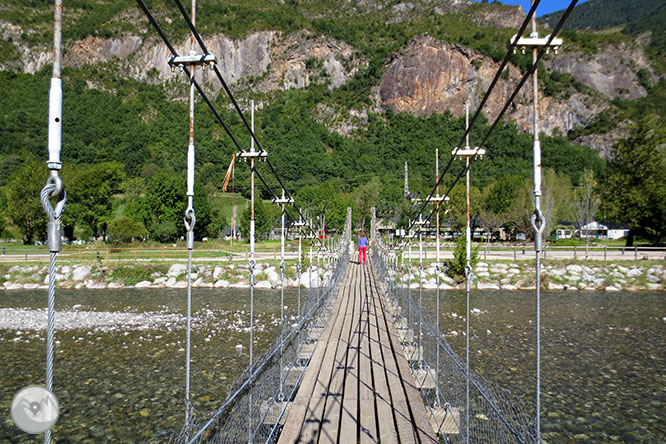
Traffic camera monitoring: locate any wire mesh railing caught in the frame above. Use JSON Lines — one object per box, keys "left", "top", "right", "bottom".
{"left": 170, "top": 221, "right": 351, "bottom": 444}
{"left": 372, "top": 243, "right": 536, "bottom": 444}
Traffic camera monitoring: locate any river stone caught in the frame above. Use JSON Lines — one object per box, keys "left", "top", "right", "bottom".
{"left": 548, "top": 282, "right": 565, "bottom": 290}
{"left": 229, "top": 281, "right": 248, "bottom": 288}
{"left": 627, "top": 268, "right": 642, "bottom": 277}
{"left": 616, "top": 265, "right": 629, "bottom": 273}
{"left": 502, "top": 284, "right": 517, "bottom": 290}
{"left": 213, "top": 266, "right": 224, "bottom": 279}
{"left": 198, "top": 282, "right": 214, "bottom": 288}
{"left": 476, "top": 271, "right": 490, "bottom": 278}
{"left": 255, "top": 280, "right": 272, "bottom": 289}
{"left": 192, "top": 277, "right": 204, "bottom": 287}
{"left": 214, "top": 279, "right": 230, "bottom": 288}
{"left": 43, "top": 273, "right": 65, "bottom": 284}
{"left": 647, "top": 283, "right": 662, "bottom": 290}
{"left": 566, "top": 264, "right": 583, "bottom": 273}
{"left": 108, "top": 282, "right": 123, "bottom": 289}
{"left": 422, "top": 282, "right": 437, "bottom": 289}
{"left": 135, "top": 281, "right": 152, "bottom": 288}
{"left": 605, "top": 286, "right": 620, "bottom": 291}
{"left": 86, "top": 281, "right": 107, "bottom": 289}
{"left": 477, "top": 282, "right": 500, "bottom": 290}
{"left": 646, "top": 274, "right": 659, "bottom": 283}
{"left": 165, "top": 277, "right": 178, "bottom": 288}
{"left": 439, "top": 283, "right": 455, "bottom": 290}
{"left": 594, "top": 278, "right": 606, "bottom": 287}
{"left": 72, "top": 266, "right": 91, "bottom": 281}
{"left": 266, "top": 269, "right": 279, "bottom": 282}
{"left": 172, "top": 281, "right": 188, "bottom": 288}
{"left": 508, "top": 268, "right": 521, "bottom": 274}
{"left": 23, "top": 283, "right": 40, "bottom": 289}
{"left": 153, "top": 277, "right": 167, "bottom": 285}
{"left": 493, "top": 263, "right": 508, "bottom": 270}
{"left": 168, "top": 263, "right": 187, "bottom": 277}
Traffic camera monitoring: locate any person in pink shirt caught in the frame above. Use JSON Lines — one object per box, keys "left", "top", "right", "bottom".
{"left": 358, "top": 231, "right": 369, "bottom": 264}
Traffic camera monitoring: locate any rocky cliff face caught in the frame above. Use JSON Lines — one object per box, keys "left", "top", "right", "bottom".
{"left": 376, "top": 36, "right": 600, "bottom": 137}
{"left": 379, "top": 37, "right": 527, "bottom": 121}
{"left": 7, "top": 27, "right": 362, "bottom": 95}
{"left": 550, "top": 42, "right": 655, "bottom": 100}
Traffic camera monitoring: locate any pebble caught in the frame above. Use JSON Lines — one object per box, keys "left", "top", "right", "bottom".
{"left": 0, "top": 308, "right": 184, "bottom": 331}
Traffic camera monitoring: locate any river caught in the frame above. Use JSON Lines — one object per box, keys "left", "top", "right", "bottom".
{"left": 1, "top": 287, "right": 664, "bottom": 443}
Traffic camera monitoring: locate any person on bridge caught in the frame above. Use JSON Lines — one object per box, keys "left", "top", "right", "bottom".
{"left": 358, "top": 231, "right": 369, "bottom": 264}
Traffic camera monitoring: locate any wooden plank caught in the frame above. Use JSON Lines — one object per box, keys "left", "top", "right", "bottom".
{"left": 366, "top": 266, "right": 399, "bottom": 444}
{"left": 319, "top": 265, "right": 358, "bottom": 444}
{"left": 279, "top": 266, "right": 351, "bottom": 443}
{"left": 370, "top": 269, "right": 439, "bottom": 444}
{"left": 357, "top": 266, "right": 377, "bottom": 444}
{"left": 339, "top": 264, "right": 362, "bottom": 443}
{"left": 368, "top": 276, "right": 418, "bottom": 444}
{"left": 296, "top": 265, "right": 356, "bottom": 443}
{"left": 359, "top": 399, "right": 378, "bottom": 444}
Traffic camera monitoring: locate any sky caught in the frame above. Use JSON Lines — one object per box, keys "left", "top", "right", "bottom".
{"left": 473, "top": 0, "right": 590, "bottom": 17}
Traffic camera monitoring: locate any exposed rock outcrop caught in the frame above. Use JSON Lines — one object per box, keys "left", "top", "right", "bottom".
{"left": 550, "top": 42, "right": 655, "bottom": 100}
{"left": 378, "top": 36, "right": 528, "bottom": 121}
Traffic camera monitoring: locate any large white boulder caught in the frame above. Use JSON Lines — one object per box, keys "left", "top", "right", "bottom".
{"left": 255, "top": 280, "right": 273, "bottom": 289}
{"left": 72, "top": 266, "right": 91, "bottom": 281}
{"left": 214, "top": 280, "right": 230, "bottom": 288}
{"left": 168, "top": 263, "right": 187, "bottom": 277}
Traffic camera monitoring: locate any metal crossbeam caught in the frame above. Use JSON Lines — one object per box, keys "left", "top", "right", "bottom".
{"left": 168, "top": 53, "right": 217, "bottom": 67}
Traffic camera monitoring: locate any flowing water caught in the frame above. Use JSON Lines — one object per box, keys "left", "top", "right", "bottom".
{"left": 421, "top": 289, "right": 666, "bottom": 443}
{"left": 1, "top": 288, "right": 300, "bottom": 443}
{"left": 1, "top": 287, "right": 664, "bottom": 443}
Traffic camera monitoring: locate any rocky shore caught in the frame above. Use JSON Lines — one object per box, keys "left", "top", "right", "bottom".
{"left": 0, "top": 262, "right": 333, "bottom": 291}
{"left": 0, "top": 261, "right": 663, "bottom": 292}
{"left": 396, "top": 261, "right": 664, "bottom": 292}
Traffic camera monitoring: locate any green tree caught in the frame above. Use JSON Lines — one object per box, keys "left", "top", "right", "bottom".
{"left": 448, "top": 183, "right": 482, "bottom": 232}
{"left": 146, "top": 170, "right": 212, "bottom": 241}
{"left": 108, "top": 216, "right": 147, "bottom": 243}
{"left": 0, "top": 188, "right": 6, "bottom": 237}
{"left": 239, "top": 200, "right": 273, "bottom": 241}
{"left": 575, "top": 169, "right": 600, "bottom": 253}
{"left": 602, "top": 116, "right": 666, "bottom": 245}
{"left": 354, "top": 177, "right": 381, "bottom": 230}
{"left": 5, "top": 161, "right": 48, "bottom": 244}
{"left": 484, "top": 174, "right": 525, "bottom": 215}
{"left": 68, "top": 162, "right": 125, "bottom": 240}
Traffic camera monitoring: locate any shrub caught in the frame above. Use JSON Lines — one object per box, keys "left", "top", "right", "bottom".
{"left": 108, "top": 217, "right": 147, "bottom": 243}
{"left": 446, "top": 236, "right": 479, "bottom": 280}
{"left": 152, "top": 222, "right": 179, "bottom": 243}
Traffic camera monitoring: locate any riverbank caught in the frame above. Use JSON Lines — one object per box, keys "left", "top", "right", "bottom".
{"left": 0, "top": 260, "right": 663, "bottom": 291}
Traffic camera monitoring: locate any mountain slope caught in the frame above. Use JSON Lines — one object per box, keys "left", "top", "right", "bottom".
{"left": 540, "top": 0, "right": 665, "bottom": 30}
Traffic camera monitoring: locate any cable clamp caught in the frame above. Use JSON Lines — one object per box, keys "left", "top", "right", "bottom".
{"left": 184, "top": 206, "right": 196, "bottom": 231}
{"left": 530, "top": 208, "right": 545, "bottom": 235}
{"left": 41, "top": 172, "right": 66, "bottom": 253}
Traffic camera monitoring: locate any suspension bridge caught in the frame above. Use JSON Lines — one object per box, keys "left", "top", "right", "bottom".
{"left": 28, "top": 0, "right": 584, "bottom": 443}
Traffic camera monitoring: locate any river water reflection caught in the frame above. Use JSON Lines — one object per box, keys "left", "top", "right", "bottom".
{"left": 1, "top": 287, "right": 664, "bottom": 443}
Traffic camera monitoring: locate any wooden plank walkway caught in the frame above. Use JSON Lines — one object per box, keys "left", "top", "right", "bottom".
{"left": 278, "top": 260, "right": 438, "bottom": 444}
